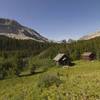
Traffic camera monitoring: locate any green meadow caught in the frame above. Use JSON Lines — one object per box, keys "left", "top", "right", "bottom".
{"left": 0, "top": 60, "right": 100, "bottom": 100}
{"left": 0, "top": 36, "right": 100, "bottom": 100}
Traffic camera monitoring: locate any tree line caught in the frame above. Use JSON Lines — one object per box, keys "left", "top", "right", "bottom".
{"left": 39, "top": 37, "right": 100, "bottom": 61}
{"left": 0, "top": 35, "right": 52, "bottom": 79}
{"left": 0, "top": 35, "right": 100, "bottom": 79}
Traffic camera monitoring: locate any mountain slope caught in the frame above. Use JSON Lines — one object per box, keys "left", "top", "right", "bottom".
{"left": 0, "top": 18, "right": 48, "bottom": 42}
{"left": 38, "top": 36, "right": 100, "bottom": 60}
{"left": 80, "top": 31, "right": 100, "bottom": 40}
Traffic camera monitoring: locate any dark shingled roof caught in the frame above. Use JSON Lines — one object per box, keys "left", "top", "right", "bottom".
{"left": 82, "top": 52, "right": 93, "bottom": 56}
{"left": 53, "top": 53, "right": 65, "bottom": 61}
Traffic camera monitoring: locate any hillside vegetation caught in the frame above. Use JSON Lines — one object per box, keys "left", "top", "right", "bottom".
{"left": 0, "top": 36, "right": 100, "bottom": 99}
{"left": 0, "top": 60, "right": 100, "bottom": 100}
{"left": 39, "top": 37, "right": 100, "bottom": 60}
{"left": 0, "top": 36, "right": 100, "bottom": 79}
{"left": 0, "top": 35, "right": 52, "bottom": 79}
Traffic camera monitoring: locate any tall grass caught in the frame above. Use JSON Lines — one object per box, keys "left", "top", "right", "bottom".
{"left": 0, "top": 60, "right": 100, "bottom": 100}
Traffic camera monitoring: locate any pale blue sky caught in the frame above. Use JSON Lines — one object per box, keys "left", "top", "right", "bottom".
{"left": 0, "top": 0, "right": 100, "bottom": 40}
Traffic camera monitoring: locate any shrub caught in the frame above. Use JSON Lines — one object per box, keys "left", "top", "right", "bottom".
{"left": 15, "top": 58, "right": 25, "bottom": 76}
{"left": 30, "top": 64, "right": 36, "bottom": 74}
{"left": 96, "top": 51, "right": 100, "bottom": 61}
{"left": 0, "top": 57, "right": 26, "bottom": 79}
{"left": 0, "top": 60, "right": 16, "bottom": 79}
{"left": 0, "top": 63, "right": 5, "bottom": 79}
{"left": 37, "top": 74, "right": 61, "bottom": 88}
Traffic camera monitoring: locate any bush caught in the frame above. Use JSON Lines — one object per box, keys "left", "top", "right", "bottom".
{"left": 15, "top": 58, "right": 25, "bottom": 76}
{"left": 0, "top": 57, "right": 26, "bottom": 79}
{"left": 30, "top": 64, "right": 36, "bottom": 74}
{"left": 0, "top": 60, "right": 16, "bottom": 79}
{"left": 96, "top": 51, "right": 100, "bottom": 61}
{"left": 0, "top": 63, "right": 5, "bottom": 79}
{"left": 37, "top": 74, "right": 61, "bottom": 88}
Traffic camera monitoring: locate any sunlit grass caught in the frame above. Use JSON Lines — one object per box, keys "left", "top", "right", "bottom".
{"left": 0, "top": 60, "right": 100, "bottom": 100}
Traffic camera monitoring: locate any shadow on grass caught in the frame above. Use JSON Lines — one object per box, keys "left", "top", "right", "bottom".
{"left": 69, "top": 62, "right": 76, "bottom": 66}
{"left": 19, "top": 71, "right": 45, "bottom": 77}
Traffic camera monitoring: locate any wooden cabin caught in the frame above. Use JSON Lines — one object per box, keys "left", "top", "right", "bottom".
{"left": 82, "top": 52, "right": 96, "bottom": 61}
{"left": 53, "top": 53, "right": 71, "bottom": 66}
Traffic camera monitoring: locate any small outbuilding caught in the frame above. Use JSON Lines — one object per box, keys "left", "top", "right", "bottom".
{"left": 53, "top": 53, "right": 71, "bottom": 66}
{"left": 82, "top": 52, "right": 96, "bottom": 61}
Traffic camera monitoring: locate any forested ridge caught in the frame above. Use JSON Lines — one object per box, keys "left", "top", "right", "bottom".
{"left": 0, "top": 35, "right": 51, "bottom": 51}
{"left": 0, "top": 35, "right": 52, "bottom": 58}
{"left": 39, "top": 36, "right": 100, "bottom": 60}
{"left": 0, "top": 35, "right": 100, "bottom": 79}
{"left": 0, "top": 35, "right": 52, "bottom": 79}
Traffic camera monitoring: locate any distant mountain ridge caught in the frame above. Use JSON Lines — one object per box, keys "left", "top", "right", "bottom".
{"left": 0, "top": 18, "right": 48, "bottom": 42}
{"left": 50, "top": 38, "right": 75, "bottom": 44}
{"left": 80, "top": 31, "right": 100, "bottom": 40}
{"left": 61, "top": 38, "right": 75, "bottom": 43}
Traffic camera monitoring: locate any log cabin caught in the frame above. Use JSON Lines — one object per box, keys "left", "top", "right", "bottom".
{"left": 82, "top": 52, "right": 96, "bottom": 61}
{"left": 53, "top": 53, "right": 71, "bottom": 66}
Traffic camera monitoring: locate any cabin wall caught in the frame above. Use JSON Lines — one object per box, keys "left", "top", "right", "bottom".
{"left": 90, "top": 54, "right": 96, "bottom": 60}
{"left": 55, "top": 61, "right": 59, "bottom": 66}
{"left": 82, "top": 55, "right": 95, "bottom": 61}
{"left": 82, "top": 56, "right": 91, "bottom": 61}
{"left": 57, "top": 59, "right": 71, "bottom": 66}
{"left": 54, "top": 55, "right": 71, "bottom": 66}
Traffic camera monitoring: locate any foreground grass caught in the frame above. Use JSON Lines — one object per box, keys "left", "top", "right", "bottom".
{"left": 0, "top": 60, "right": 100, "bottom": 100}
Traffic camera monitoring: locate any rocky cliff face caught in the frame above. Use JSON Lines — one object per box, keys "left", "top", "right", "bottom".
{"left": 0, "top": 18, "right": 48, "bottom": 42}
{"left": 80, "top": 31, "right": 100, "bottom": 40}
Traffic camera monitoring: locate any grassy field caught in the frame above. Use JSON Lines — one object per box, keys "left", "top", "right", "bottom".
{"left": 0, "top": 60, "right": 100, "bottom": 100}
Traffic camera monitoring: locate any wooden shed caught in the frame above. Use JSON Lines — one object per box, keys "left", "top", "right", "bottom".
{"left": 82, "top": 52, "right": 96, "bottom": 61}
{"left": 53, "top": 53, "right": 71, "bottom": 66}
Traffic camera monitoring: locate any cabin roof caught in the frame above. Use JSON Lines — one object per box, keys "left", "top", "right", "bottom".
{"left": 53, "top": 53, "right": 65, "bottom": 61}
{"left": 82, "top": 52, "right": 93, "bottom": 56}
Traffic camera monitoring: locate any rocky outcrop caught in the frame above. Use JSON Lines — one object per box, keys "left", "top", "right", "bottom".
{"left": 0, "top": 18, "right": 48, "bottom": 42}
{"left": 80, "top": 31, "right": 100, "bottom": 40}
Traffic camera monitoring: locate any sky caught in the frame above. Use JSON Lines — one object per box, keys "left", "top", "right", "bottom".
{"left": 0, "top": 0, "right": 100, "bottom": 40}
